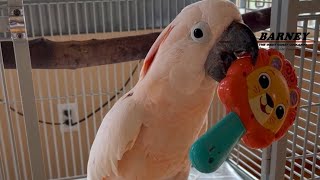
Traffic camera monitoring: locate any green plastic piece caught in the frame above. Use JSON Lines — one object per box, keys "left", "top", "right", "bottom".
{"left": 189, "top": 112, "right": 246, "bottom": 173}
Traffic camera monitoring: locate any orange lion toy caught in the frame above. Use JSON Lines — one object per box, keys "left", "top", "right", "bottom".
{"left": 189, "top": 48, "right": 300, "bottom": 173}
{"left": 218, "top": 48, "right": 300, "bottom": 148}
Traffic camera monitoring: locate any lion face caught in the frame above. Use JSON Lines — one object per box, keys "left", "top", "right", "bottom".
{"left": 247, "top": 55, "right": 298, "bottom": 133}
{"left": 247, "top": 66, "right": 289, "bottom": 133}
{"left": 218, "top": 48, "right": 300, "bottom": 148}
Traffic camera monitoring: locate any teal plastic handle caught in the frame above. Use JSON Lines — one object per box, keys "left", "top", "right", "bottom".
{"left": 189, "top": 112, "right": 246, "bottom": 173}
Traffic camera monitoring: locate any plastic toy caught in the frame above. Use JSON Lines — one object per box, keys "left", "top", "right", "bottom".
{"left": 189, "top": 48, "right": 300, "bottom": 173}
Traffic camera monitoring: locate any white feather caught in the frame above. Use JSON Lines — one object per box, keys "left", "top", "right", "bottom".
{"left": 87, "top": 92, "right": 144, "bottom": 179}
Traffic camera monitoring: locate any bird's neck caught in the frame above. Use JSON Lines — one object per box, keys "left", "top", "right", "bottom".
{"left": 137, "top": 76, "right": 216, "bottom": 114}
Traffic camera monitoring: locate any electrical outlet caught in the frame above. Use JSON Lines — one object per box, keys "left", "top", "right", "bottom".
{"left": 57, "top": 103, "right": 79, "bottom": 133}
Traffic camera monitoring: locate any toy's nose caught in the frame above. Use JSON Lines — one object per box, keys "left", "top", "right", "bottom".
{"left": 266, "top": 93, "right": 274, "bottom": 108}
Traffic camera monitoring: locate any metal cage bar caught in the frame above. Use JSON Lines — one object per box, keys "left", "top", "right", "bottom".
{"left": 5, "top": 0, "right": 47, "bottom": 178}
{"left": 10, "top": 24, "right": 46, "bottom": 180}
{"left": 264, "top": 1, "right": 299, "bottom": 180}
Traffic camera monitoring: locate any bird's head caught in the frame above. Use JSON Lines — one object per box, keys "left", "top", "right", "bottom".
{"left": 139, "top": 0, "right": 258, "bottom": 95}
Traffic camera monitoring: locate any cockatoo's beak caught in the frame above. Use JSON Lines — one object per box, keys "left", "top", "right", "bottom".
{"left": 205, "top": 21, "right": 259, "bottom": 82}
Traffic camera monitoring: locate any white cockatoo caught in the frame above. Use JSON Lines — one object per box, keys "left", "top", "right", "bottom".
{"left": 87, "top": 0, "right": 258, "bottom": 179}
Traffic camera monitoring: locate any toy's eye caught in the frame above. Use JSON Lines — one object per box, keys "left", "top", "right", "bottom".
{"left": 259, "top": 73, "right": 271, "bottom": 89}
{"left": 275, "top": 104, "right": 285, "bottom": 119}
{"left": 191, "top": 22, "right": 211, "bottom": 43}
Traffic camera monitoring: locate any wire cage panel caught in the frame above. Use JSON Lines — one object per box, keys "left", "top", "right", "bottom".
{"left": 0, "top": 48, "right": 33, "bottom": 179}
{"left": 1, "top": 60, "right": 141, "bottom": 179}
{"left": 32, "top": 62, "right": 141, "bottom": 179}
{"left": 12, "top": 0, "right": 199, "bottom": 38}
{"left": 285, "top": 13, "right": 320, "bottom": 180}
{"left": 1, "top": 0, "right": 48, "bottom": 179}
{"left": 16, "top": 0, "right": 276, "bottom": 39}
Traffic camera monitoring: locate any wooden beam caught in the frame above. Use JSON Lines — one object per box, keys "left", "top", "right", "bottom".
{"left": 2, "top": 33, "right": 159, "bottom": 69}
{"left": 2, "top": 8, "right": 271, "bottom": 69}
{"left": 242, "top": 7, "right": 271, "bottom": 32}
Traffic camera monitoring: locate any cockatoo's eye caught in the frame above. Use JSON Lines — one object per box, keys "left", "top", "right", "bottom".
{"left": 191, "top": 21, "right": 211, "bottom": 43}
{"left": 193, "top": 28, "right": 203, "bottom": 38}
